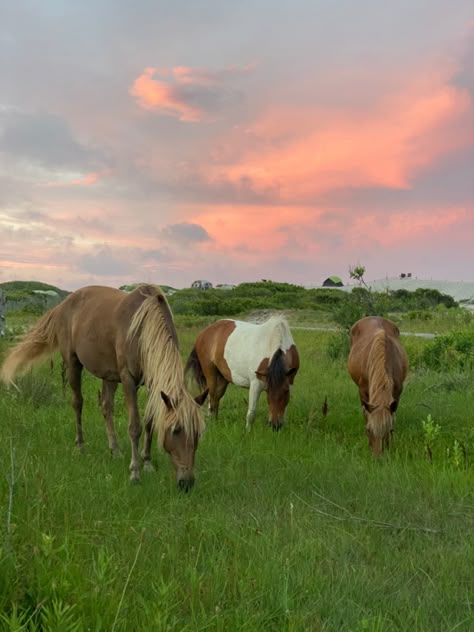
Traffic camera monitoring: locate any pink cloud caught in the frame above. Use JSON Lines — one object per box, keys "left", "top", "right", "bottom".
{"left": 129, "top": 64, "right": 254, "bottom": 122}
{"left": 36, "top": 171, "right": 106, "bottom": 188}
{"left": 203, "top": 67, "right": 473, "bottom": 201}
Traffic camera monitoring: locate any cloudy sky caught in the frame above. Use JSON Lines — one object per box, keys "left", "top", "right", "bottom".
{"left": 1, "top": 1, "right": 473, "bottom": 290}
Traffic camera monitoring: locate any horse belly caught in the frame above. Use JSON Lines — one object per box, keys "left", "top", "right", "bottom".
{"left": 72, "top": 324, "right": 121, "bottom": 381}
{"left": 228, "top": 368, "right": 251, "bottom": 388}
{"left": 224, "top": 324, "right": 261, "bottom": 388}
{"left": 77, "top": 346, "right": 121, "bottom": 382}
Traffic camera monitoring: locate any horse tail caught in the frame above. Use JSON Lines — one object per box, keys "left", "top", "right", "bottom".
{"left": 367, "top": 329, "right": 393, "bottom": 438}
{"left": 0, "top": 305, "right": 61, "bottom": 386}
{"left": 184, "top": 346, "right": 207, "bottom": 391}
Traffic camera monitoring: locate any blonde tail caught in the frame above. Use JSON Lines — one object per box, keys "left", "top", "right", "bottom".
{"left": 0, "top": 307, "right": 60, "bottom": 385}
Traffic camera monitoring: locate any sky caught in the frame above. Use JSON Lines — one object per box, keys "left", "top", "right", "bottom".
{"left": 1, "top": 1, "right": 473, "bottom": 290}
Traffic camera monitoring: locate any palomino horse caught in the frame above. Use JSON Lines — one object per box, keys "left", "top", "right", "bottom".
{"left": 348, "top": 316, "right": 408, "bottom": 456}
{"left": 185, "top": 315, "right": 299, "bottom": 430}
{"left": 0, "top": 285, "right": 208, "bottom": 490}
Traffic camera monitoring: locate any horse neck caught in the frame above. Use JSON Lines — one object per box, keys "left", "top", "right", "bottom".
{"left": 367, "top": 330, "right": 393, "bottom": 406}
{"left": 128, "top": 295, "right": 203, "bottom": 444}
{"left": 265, "top": 316, "right": 290, "bottom": 354}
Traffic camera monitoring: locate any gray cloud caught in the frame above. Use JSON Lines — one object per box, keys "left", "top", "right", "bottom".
{"left": 0, "top": 110, "right": 103, "bottom": 171}
{"left": 161, "top": 222, "right": 211, "bottom": 244}
{"left": 453, "top": 29, "right": 474, "bottom": 96}
{"left": 78, "top": 246, "right": 131, "bottom": 276}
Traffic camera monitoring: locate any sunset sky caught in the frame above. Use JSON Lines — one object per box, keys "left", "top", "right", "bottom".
{"left": 1, "top": 1, "right": 473, "bottom": 290}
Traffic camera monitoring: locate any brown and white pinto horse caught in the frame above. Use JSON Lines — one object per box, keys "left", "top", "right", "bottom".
{"left": 1, "top": 285, "right": 208, "bottom": 490}
{"left": 185, "top": 316, "right": 299, "bottom": 431}
{"left": 348, "top": 316, "right": 408, "bottom": 456}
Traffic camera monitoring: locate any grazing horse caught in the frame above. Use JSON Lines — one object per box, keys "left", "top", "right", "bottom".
{"left": 0, "top": 284, "right": 208, "bottom": 490}
{"left": 348, "top": 316, "right": 408, "bottom": 456}
{"left": 185, "top": 315, "right": 299, "bottom": 431}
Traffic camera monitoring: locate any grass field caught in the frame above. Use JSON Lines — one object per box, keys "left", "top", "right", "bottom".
{"left": 0, "top": 321, "right": 473, "bottom": 631}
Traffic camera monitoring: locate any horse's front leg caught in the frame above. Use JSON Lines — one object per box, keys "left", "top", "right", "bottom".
{"left": 246, "top": 380, "right": 263, "bottom": 431}
{"left": 121, "top": 372, "right": 142, "bottom": 482}
{"left": 98, "top": 380, "right": 121, "bottom": 457}
{"left": 65, "top": 354, "right": 84, "bottom": 450}
{"left": 141, "top": 415, "right": 155, "bottom": 472}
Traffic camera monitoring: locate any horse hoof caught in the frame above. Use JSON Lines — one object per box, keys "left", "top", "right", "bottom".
{"left": 143, "top": 461, "right": 155, "bottom": 473}
{"left": 111, "top": 449, "right": 123, "bottom": 458}
{"left": 129, "top": 472, "right": 141, "bottom": 484}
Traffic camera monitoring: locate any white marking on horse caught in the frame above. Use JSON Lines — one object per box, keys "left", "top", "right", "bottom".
{"left": 223, "top": 316, "right": 296, "bottom": 429}
{"left": 224, "top": 316, "right": 294, "bottom": 386}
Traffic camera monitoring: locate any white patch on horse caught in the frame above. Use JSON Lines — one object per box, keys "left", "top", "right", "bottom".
{"left": 224, "top": 316, "right": 294, "bottom": 387}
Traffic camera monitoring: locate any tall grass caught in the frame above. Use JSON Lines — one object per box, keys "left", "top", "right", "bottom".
{"left": 0, "top": 327, "right": 472, "bottom": 630}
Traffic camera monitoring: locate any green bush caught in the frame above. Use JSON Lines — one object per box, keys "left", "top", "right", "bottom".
{"left": 422, "top": 331, "right": 474, "bottom": 371}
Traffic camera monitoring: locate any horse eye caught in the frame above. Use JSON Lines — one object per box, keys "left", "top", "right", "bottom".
{"left": 172, "top": 427, "right": 182, "bottom": 436}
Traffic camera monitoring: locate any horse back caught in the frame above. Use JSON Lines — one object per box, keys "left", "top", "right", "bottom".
{"left": 348, "top": 316, "right": 408, "bottom": 394}
{"left": 60, "top": 285, "right": 154, "bottom": 380}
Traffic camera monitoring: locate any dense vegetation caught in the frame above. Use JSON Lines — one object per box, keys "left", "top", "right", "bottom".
{"left": 167, "top": 282, "right": 458, "bottom": 321}
{"left": 1, "top": 280, "right": 460, "bottom": 321}
{"left": 0, "top": 281, "right": 472, "bottom": 630}
{"left": 0, "top": 281, "right": 69, "bottom": 302}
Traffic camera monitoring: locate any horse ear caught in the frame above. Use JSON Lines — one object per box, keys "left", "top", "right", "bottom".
{"left": 194, "top": 389, "right": 209, "bottom": 406}
{"left": 255, "top": 370, "right": 267, "bottom": 382}
{"left": 286, "top": 367, "right": 297, "bottom": 378}
{"left": 161, "top": 391, "right": 173, "bottom": 411}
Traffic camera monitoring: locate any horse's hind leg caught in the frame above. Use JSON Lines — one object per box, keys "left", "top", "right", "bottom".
{"left": 98, "top": 380, "right": 121, "bottom": 457}
{"left": 121, "top": 371, "right": 142, "bottom": 482}
{"left": 206, "top": 367, "right": 228, "bottom": 419}
{"left": 65, "top": 354, "right": 84, "bottom": 450}
{"left": 141, "top": 416, "right": 155, "bottom": 472}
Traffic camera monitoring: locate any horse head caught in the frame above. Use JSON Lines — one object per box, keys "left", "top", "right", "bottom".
{"left": 256, "top": 348, "right": 298, "bottom": 431}
{"left": 160, "top": 389, "right": 208, "bottom": 491}
{"left": 362, "top": 399, "right": 398, "bottom": 456}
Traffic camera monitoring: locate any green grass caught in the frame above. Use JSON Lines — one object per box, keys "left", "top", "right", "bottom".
{"left": 0, "top": 327, "right": 473, "bottom": 631}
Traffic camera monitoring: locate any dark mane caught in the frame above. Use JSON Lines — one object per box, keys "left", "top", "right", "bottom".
{"left": 267, "top": 348, "right": 287, "bottom": 393}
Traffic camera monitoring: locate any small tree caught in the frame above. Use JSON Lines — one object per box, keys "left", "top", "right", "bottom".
{"left": 349, "top": 265, "right": 369, "bottom": 289}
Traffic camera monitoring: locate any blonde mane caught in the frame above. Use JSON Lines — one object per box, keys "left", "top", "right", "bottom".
{"left": 128, "top": 290, "right": 205, "bottom": 445}
{"left": 367, "top": 329, "right": 393, "bottom": 408}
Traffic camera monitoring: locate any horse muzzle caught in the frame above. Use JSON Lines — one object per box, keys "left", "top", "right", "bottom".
{"left": 269, "top": 419, "right": 284, "bottom": 432}
{"left": 177, "top": 475, "right": 195, "bottom": 492}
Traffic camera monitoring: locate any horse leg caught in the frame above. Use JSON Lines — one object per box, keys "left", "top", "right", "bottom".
{"left": 209, "top": 371, "right": 229, "bottom": 419}
{"left": 98, "top": 380, "right": 121, "bottom": 457}
{"left": 246, "top": 380, "right": 263, "bottom": 431}
{"left": 141, "top": 415, "right": 155, "bottom": 472}
{"left": 121, "top": 371, "right": 142, "bottom": 482}
{"left": 66, "top": 355, "right": 84, "bottom": 450}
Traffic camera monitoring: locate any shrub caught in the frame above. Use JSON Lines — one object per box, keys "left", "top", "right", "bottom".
{"left": 422, "top": 331, "right": 474, "bottom": 371}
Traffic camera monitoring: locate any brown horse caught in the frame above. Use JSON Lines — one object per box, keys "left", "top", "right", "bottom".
{"left": 185, "top": 316, "right": 299, "bottom": 431}
{"left": 348, "top": 316, "right": 408, "bottom": 456}
{"left": 0, "top": 284, "right": 208, "bottom": 490}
